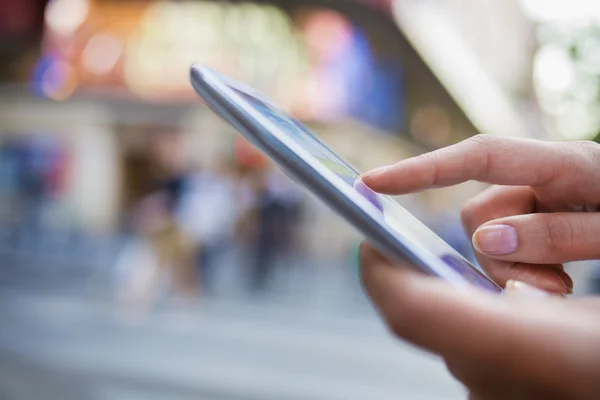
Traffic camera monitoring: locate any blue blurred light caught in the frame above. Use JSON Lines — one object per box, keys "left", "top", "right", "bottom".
{"left": 31, "top": 54, "right": 69, "bottom": 99}
{"left": 31, "top": 55, "right": 56, "bottom": 96}
{"left": 324, "top": 26, "right": 405, "bottom": 131}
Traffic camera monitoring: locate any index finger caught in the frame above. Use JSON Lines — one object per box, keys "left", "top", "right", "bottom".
{"left": 361, "top": 135, "right": 562, "bottom": 195}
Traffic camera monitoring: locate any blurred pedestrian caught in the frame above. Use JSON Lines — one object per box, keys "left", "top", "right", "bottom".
{"left": 116, "top": 191, "right": 198, "bottom": 318}
{"left": 177, "top": 160, "right": 240, "bottom": 294}
{"left": 115, "top": 130, "right": 199, "bottom": 317}
{"left": 247, "top": 167, "right": 303, "bottom": 292}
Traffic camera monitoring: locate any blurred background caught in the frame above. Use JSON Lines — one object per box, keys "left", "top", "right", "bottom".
{"left": 1, "top": 0, "right": 600, "bottom": 399}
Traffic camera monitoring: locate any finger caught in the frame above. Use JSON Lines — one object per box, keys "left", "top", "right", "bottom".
{"left": 495, "top": 262, "right": 569, "bottom": 294}
{"left": 461, "top": 186, "right": 572, "bottom": 293}
{"left": 360, "top": 247, "right": 600, "bottom": 397}
{"left": 461, "top": 186, "right": 536, "bottom": 232}
{"left": 361, "top": 135, "right": 579, "bottom": 195}
{"left": 533, "top": 140, "right": 600, "bottom": 211}
{"left": 567, "top": 297, "right": 600, "bottom": 311}
{"left": 473, "top": 212, "right": 600, "bottom": 264}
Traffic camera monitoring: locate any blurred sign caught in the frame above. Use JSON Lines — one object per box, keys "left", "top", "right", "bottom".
{"left": 123, "top": 2, "right": 309, "bottom": 101}
{"left": 38, "top": 0, "right": 405, "bottom": 130}
{"left": 40, "top": 0, "right": 309, "bottom": 102}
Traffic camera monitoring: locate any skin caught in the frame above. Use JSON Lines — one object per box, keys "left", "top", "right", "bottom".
{"left": 359, "top": 135, "right": 600, "bottom": 399}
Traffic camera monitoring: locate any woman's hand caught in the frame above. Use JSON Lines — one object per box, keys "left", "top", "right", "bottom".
{"left": 360, "top": 243, "right": 600, "bottom": 400}
{"left": 362, "top": 135, "right": 600, "bottom": 294}
{"left": 359, "top": 136, "right": 600, "bottom": 399}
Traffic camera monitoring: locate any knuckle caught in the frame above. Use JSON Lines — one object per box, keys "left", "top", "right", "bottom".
{"left": 415, "top": 151, "right": 440, "bottom": 185}
{"left": 572, "top": 140, "right": 600, "bottom": 186}
{"left": 571, "top": 140, "right": 599, "bottom": 155}
{"left": 558, "top": 141, "right": 597, "bottom": 174}
{"left": 555, "top": 141, "right": 578, "bottom": 162}
{"left": 466, "top": 133, "right": 498, "bottom": 149}
{"left": 416, "top": 151, "right": 435, "bottom": 162}
{"left": 543, "top": 215, "right": 578, "bottom": 257}
{"left": 464, "top": 135, "right": 499, "bottom": 179}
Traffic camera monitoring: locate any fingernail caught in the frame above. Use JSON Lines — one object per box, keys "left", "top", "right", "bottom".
{"left": 505, "top": 280, "right": 551, "bottom": 299}
{"left": 473, "top": 225, "right": 518, "bottom": 256}
{"left": 554, "top": 269, "right": 574, "bottom": 292}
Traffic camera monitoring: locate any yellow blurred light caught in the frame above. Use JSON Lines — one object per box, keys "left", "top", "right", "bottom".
{"left": 45, "top": 0, "right": 90, "bottom": 35}
{"left": 82, "top": 34, "right": 124, "bottom": 76}
{"left": 119, "top": 0, "right": 309, "bottom": 101}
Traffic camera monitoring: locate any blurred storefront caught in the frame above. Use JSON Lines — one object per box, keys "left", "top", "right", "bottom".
{"left": 30, "top": 0, "right": 483, "bottom": 142}
{"left": 0, "top": 0, "right": 489, "bottom": 265}
{"left": 36, "top": 0, "right": 405, "bottom": 125}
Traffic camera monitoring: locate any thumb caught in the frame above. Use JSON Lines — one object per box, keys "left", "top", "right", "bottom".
{"left": 472, "top": 212, "right": 600, "bottom": 264}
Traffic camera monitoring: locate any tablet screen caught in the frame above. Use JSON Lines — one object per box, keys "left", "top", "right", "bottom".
{"left": 230, "top": 87, "right": 501, "bottom": 292}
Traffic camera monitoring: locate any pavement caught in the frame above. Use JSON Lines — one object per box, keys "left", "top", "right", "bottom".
{"left": 0, "top": 265, "right": 466, "bottom": 400}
